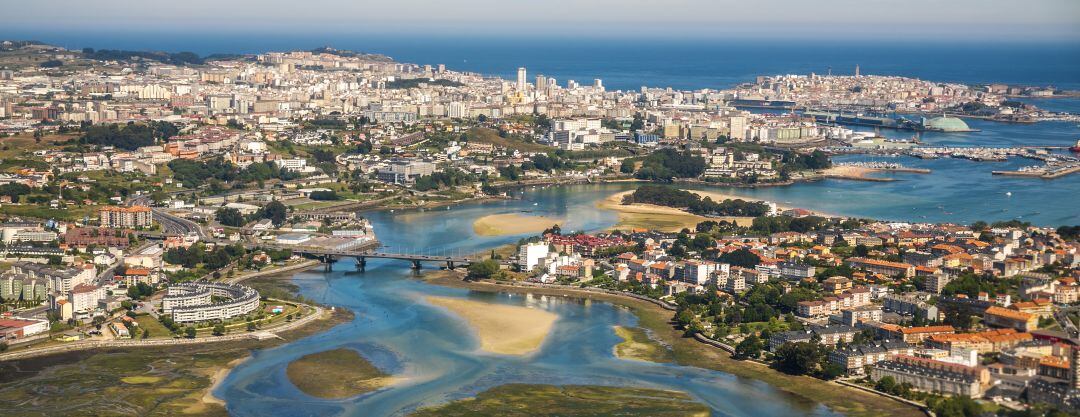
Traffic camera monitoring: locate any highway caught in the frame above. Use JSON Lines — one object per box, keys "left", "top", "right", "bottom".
{"left": 127, "top": 194, "right": 206, "bottom": 239}
{"left": 1054, "top": 304, "right": 1079, "bottom": 338}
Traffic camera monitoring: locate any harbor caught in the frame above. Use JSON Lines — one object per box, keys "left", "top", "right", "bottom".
{"left": 992, "top": 164, "right": 1080, "bottom": 179}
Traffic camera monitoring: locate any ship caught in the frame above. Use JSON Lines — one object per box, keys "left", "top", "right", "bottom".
{"left": 1070, "top": 139, "right": 1080, "bottom": 153}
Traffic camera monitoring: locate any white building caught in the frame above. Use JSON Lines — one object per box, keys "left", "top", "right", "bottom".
{"left": 518, "top": 242, "right": 549, "bottom": 272}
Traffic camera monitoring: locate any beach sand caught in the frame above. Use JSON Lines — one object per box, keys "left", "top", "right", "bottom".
{"left": 822, "top": 166, "right": 893, "bottom": 182}
{"left": 427, "top": 296, "right": 558, "bottom": 355}
{"left": 473, "top": 213, "right": 562, "bottom": 236}
{"left": 196, "top": 356, "right": 248, "bottom": 411}
{"left": 597, "top": 191, "right": 755, "bottom": 231}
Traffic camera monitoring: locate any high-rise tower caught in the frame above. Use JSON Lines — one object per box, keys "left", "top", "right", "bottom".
{"left": 517, "top": 67, "right": 527, "bottom": 90}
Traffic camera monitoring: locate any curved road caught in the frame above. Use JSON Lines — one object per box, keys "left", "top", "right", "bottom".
{"left": 0, "top": 305, "right": 324, "bottom": 362}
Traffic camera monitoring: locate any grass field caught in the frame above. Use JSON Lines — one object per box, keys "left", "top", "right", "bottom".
{"left": 286, "top": 348, "right": 396, "bottom": 399}
{"left": 0, "top": 204, "right": 100, "bottom": 221}
{"left": 0, "top": 308, "right": 353, "bottom": 417}
{"left": 465, "top": 127, "right": 553, "bottom": 153}
{"left": 134, "top": 314, "right": 175, "bottom": 339}
{"left": 409, "top": 384, "right": 710, "bottom": 417}
{"left": 612, "top": 326, "right": 674, "bottom": 363}
{"left": 0, "top": 133, "right": 76, "bottom": 158}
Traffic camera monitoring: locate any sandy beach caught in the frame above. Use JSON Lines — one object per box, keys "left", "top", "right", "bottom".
{"left": 822, "top": 166, "right": 894, "bottom": 182}
{"left": 473, "top": 213, "right": 562, "bottom": 236}
{"left": 426, "top": 296, "right": 558, "bottom": 355}
{"left": 597, "top": 191, "right": 756, "bottom": 231}
{"left": 199, "top": 356, "right": 248, "bottom": 409}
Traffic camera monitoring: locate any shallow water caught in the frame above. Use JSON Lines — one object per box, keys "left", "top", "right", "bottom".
{"left": 215, "top": 186, "right": 841, "bottom": 417}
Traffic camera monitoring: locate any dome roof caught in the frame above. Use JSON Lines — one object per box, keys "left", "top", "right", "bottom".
{"left": 925, "top": 116, "right": 970, "bottom": 132}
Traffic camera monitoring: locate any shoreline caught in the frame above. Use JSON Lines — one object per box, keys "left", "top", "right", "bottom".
{"left": 419, "top": 270, "right": 924, "bottom": 417}
{"left": 425, "top": 295, "right": 558, "bottom": 356}
{"left": 598, "top": 189, "right": 835, "bottom": 228}
{"left": 472, "top": 213, "right": 563, "bottom": 237}
{"left": 822, "top": 166, "right": 896, "bottom": 182}
{"left": 203, "top": 356, "right": 249, "bottom": 407}
{"left": 193, "top": 306, "right": 352, "bottom": 410}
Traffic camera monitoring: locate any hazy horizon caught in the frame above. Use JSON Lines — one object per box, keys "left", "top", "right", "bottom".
{"left": 3, "top": 0, "right": 1079, "bottom": 43}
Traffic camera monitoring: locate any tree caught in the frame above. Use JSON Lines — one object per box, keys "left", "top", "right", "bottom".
{"left": 875, "top": 376, "right": 897, "bottom": 393}
{"left": 716, "top": 248, "right": 761, "bottom": 268}
{"left": 260, "top": 201, "right": 288, "bottom": 227}
{"left": 773, "top": 342, "right": 825, "bottom": 375}
{"left": 141, "top": 329, "right": 150, "bottom": 339}
{"left": 126, "top": 282, "right": 154, "bottom": 300}
{"left": 675, "top": 309, "right": 695, "bottom": 328}
{"left": 308, "top": 190, "right": 340, "bottom": 201}
{"left": 215, "top": 207, "right": 245, "bottom": 227}
{"left": 184, "top": 326, "right": 197, "bottom": 338}
{"left": 734, "top": 335, "right": 763, "bottom": 359}
{"left": 246, "top": 322, "right": 257, "bottom": 332}
{"left": 467, "top": 260, "right": 500, "bottom": 280}
{"left": 928, "top": 396, "right": 983, "bottom": 417}
{"left": 212, "top": 323, "right": 226, "bottom": 336}
{"left": 620, "top": 159, "right": 635, "bottom": 174}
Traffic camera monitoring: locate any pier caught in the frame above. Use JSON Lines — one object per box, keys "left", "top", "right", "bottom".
{"left": 992, "top": 165, "right": 1080, "bottom": 179}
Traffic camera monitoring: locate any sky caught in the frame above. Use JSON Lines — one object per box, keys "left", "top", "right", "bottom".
{"left": 3, "top": 0, "right": 1080, "bottom": 41}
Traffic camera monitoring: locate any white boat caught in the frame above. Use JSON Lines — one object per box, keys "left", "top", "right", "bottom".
{"left": 1005, "top": 192, "right": 1012, "bottom": 197}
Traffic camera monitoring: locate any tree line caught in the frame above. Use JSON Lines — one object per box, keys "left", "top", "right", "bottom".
{"left": 622, "top": 185, "right": 770, "bottom": 217}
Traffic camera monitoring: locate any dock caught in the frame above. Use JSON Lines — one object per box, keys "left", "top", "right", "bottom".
{"left": 992, "top": 165, "right": 1080, "bottom": 179}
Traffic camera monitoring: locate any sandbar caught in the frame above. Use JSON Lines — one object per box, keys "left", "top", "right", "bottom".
{"left": 473, "top": 213, "right": 562, "bottom": 236}
{"left": 427, "top": 296, "right": 558, "bottom": 355}
{"left": 597, "top": 190, "right": 755, "bottom": 231}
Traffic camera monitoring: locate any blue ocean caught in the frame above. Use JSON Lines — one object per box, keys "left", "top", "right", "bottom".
{"left": 5, "top": 31, "right": 1080, "bottom": 91}
{"left": 3, "top": 31, "right": 1079, "bottom": 225}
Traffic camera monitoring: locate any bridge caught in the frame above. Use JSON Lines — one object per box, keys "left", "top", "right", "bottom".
{"left": 250, "top": 243, "right": 511, "bottom": 272}
{"left": 289, "top": 247, "right": 488, "bottom": 271}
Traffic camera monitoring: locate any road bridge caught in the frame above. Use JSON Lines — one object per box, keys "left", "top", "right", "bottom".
{"left": 289, "top": 246, "right": 485, "bottom": 271}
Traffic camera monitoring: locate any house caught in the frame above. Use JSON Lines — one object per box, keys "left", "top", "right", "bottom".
{"left": 983, "top": 306, "right": 1038, "bottom": 332}
{"left": 768, "top": 325, "right": 858, "bottom": 351}
{"left": 779, "top": 261, "right": 815, "bottom": 280}
{"left": 871, "top": 355, "right": 990, "bottom": 397}
{"left": 109, "top": 321, "right": 130, "bottom": 338}
{"left": 847, "top": 257, "right": 915, "bottom": 278}
{"left": 829, "top": 341, "right": 914, "bottom": 374}
{"left": 877, "top": 324, "right": 956, "bottom": 344}
{"left": 926, "top": 329, "right": 1033, "bottom": 354}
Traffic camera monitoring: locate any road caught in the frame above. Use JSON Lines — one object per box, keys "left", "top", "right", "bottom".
{"left": 1054, "top": 304, "right": 1079, "bottom": 338}
{"left": 0, "top": 305, "right": 325, "bottom": 362}
{"left": 128, "top": 194, "right": 206, "bottom": 239}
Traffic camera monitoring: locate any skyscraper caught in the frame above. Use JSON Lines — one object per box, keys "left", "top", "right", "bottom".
{"left": 535, "top": 74, "right": 547, "bottom": 93}
{"left": 517, "top": 67, "right": 527, "bottom": 90}
{"left": 594, "top": 79, "right": 603, "bottom": 90}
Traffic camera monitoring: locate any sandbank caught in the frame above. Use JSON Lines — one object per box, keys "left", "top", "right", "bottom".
{"left": 473, "top": 213, "right": 563, "bottom": 236}
{"left": 427, "top": 296, "right": 558, "bottom": 355}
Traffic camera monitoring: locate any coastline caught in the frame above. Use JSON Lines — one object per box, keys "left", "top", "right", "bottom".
{"left": 202, "top": 356, "right": 249, "bottom": 407}
{"left": 473, "top": 213, "right": 563, "bottom": 237}
{"left": 426, "top": 295, "right": 558, "bottom": 355}
{"left": 822, "top": 166, "right": 896, "bottom": 182}
{"left": 419, "top": 270, "right": 924, "bottom": 417}
{"left": 597, "top": 189, "right": 839, "bottom": 231}
{"left": 0, "top": 304, "right": 354, "bottom": 415}
{"left": 193, "top": 306, "right": 354, "bottom": 410}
